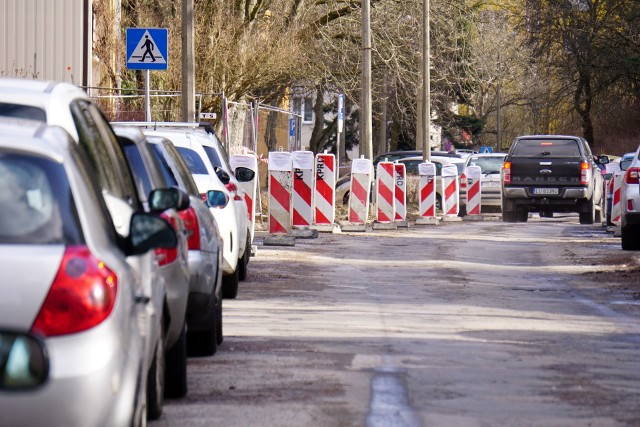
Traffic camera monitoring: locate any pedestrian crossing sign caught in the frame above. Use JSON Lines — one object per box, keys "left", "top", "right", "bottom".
{"left": 126, "top": 28, "right": 168, "bottom": 70}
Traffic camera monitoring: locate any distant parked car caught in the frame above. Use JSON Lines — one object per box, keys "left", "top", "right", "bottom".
{"left": 0, "top": 118, "right": 177, "bottom": 427}
{"left": 459, "top": 153, "right": 507, "bottom": 214}
{"left": 146, "top": 135, "right": 227, "bottom": 357}
{"left": 618, "top": 147, "right": 640, "bottom": 250}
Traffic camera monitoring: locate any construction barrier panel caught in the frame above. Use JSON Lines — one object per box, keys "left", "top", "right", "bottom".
{"left": 230, "top": 153, "right": 259, "bottom": 237}
{"left": 611, "top": 170, "right": 624, "bottom": 225}
{"left": 466, "top": 165, "right": 482, "bottom": 215}
{"left": 441, "top": 164, "right": 460, "bottom": 217}
{"left": 376, "top": 161, "right": 396, "bottom": 223}
{"left": 292, "top": 151, "right": 314, "bottom": 228}
{"left": 419, "top": 162, "right": 437, "bottom": 218}
{"left": 394, "top": 163, "right": 407, "bottom": 221}
{"left": 268, "top": 151, "right": 293, "bottom": 234}
{"left": 349, "top": 158, "right": 373, "bottom": 224}
{"left": 314, "top": 153, "right": 336, "bottom": 225}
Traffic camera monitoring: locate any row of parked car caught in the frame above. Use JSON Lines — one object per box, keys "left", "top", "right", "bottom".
{"left": 0, "top": 78, "right": 255, "bottom": 426}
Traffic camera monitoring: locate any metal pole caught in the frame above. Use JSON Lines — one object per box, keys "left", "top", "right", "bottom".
{"left": 422, "top": 0, "right": 431, "bottom": 162}
{"left": 182, "top": 0, "right": 195, "bottom": 122}
{"left": 145, "top": 70, "right": 151, "bottom": 121}
{"left": 496, "top": 54, "right": 502, "bottom": 151}
{"left": 361, "top": 0, "right": 373, "bottom": 160}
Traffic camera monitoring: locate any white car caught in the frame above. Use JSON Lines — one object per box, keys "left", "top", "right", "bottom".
{"left": 197, "top": 127, "right": 254, "bottom": 280}
{"left": 619, "top": 147, "right": 640, "bottom": 250}
{"left": 459, "top": 153, "right": 507, "bottom": 214}
{"left": 129, "top": 124, "right": 249, "bottom": 299}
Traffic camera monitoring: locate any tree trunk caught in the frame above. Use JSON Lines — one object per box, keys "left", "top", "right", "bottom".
{"left": 309, "top": 82, "right": 325, "bottom": 153}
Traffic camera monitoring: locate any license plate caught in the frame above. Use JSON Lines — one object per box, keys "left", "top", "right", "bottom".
{"left": 482, "top": 181, "right": 500, "bottom": 187}
{"left": 533, "top": 188, "right": 559, "bottom": 195}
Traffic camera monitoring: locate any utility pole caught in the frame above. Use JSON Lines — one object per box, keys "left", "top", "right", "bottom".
{"left": 182, "top": 0, "right": 195, "bottom": 122}
{"left": 361, "top": 0, "right": 373, "bottom": 160}
{"left": 422, "top": 0, "right": 431, "bottom": 162}
{"left": 496, "top": 54, "right": 502, "bottom": 151}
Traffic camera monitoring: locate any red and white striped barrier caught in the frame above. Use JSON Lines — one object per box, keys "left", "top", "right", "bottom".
{"left": 465, "top": 165, "right": 482, "bottom": 215}
{"left": 376, "top": 161, "right": 396, "bottom": 223}
{"left": 314, "top": 153, "right": 336, "bottom": 225}
{"left": 611, "top": 170, "right": 624, "bottom": 225}
{"left": 292, "top": 151, "right": 314, "bottom": 228}
{"left": 348, "top": 158, "right": 373, "bottom": 224}
{"left": 418, "top": 162, "right": 437, "bottom": 219}
{"left": 230, "top": 153, "right": 258, "bottom": 236}
{"left": 441, "top": 164, "right": 460, "bottom": 217}
{"left": 268, "top": 151, "right": 293, "bottom": 234}
{"left": 394, "top": 163, "right": 407, "bottom": 222}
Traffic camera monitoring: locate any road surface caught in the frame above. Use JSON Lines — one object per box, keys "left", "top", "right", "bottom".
{"left": 153, "top": 215, "right": 640, "bottom": 427}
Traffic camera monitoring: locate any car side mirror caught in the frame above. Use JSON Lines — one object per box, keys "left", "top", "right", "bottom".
{"left": 148, "top": 187, "right": 190, "bottom": 212}
{"left": 596, "top": 155, "right": 610, "bottom": 165}
{"left": 604, "top": 173, "right": 613, "bottom": 180}
{"left": 127, "top": 212, "right": 178, "bottom": 255}
{"left": 215, "top": 168, "right": 231, "bottom": 185}
{"left": 235, "top": 166, "right": 255, "bottom": 182}
{"left": 207, "top": 190, "right": 229, "bottom": 209}
{"left": 0, "top": 331, "right": 49, "bottom": 390}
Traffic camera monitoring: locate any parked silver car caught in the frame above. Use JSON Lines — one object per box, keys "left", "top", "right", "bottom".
{"left": 459, "top": 152, "right": 507, "bottom": 214}
{"left": 146, "top": 135, "right": 227, "bottom": 356}
{"left": 113, "top": 125, "right": 193, "bottom": 414}
{"left": 0, "top": 119, "right": 177, "bottom": 426}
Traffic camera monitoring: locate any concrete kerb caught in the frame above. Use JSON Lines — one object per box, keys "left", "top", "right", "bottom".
{"left": 263, "top": 235, "right": 296, "bottom": 246}
{"left": 442, "top": 216, "right": 463, "bottom": 223}
{"left": 415, "top": 217, "right": 440, "bottom": 226}
{"left": 339, "top": 221, "right": 369, "bottom": 232}
{"left": 373, "top": 221, "right": 398, "bottom": 231}
{"left": 289, "top": 228, "right": 319, "bottom": 239}
{"left": 395, "top": 220, "right": 410, "bottom": 228}
{"left": 311, "top": 224, "right": 342, "bottom": 234}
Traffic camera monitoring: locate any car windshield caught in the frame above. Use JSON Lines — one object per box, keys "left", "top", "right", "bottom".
{"left": 0, "top": 152, "right": 83, "bottom": 244}
{"left": 512, "top": 139, "right": 581, "bottom": 157}
{"left": 175, "top": 147, "right": 209, "bottom": 174}
{"left": 467, "top": 157, "right": 504, "bottom": 174}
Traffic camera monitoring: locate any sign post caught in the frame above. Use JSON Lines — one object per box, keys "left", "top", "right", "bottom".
{"left": 336, "top": 94, "right": 344, "bottom": 181}
{"left": 126, "top": 28, "right": 168, "bottom": 121}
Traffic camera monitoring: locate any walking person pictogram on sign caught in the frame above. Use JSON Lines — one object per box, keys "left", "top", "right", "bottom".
{"left": 126, "top": 28, "right": 168, "bottom": 70}
{"left": 140, "top": 36, "right": 156, "bottom": 62}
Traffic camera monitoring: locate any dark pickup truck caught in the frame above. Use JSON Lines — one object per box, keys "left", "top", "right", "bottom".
{"left": 501, "top": 135, "right": 605, "bottom": 224}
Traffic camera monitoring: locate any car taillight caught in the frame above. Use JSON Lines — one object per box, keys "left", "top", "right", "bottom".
{"left": 225, "top": 182, "right": 243, "bottom": 201}
{"left": 178, "top": 206, "right": 201, "bottom": 250}
{"left": 580, "top": 162, "right": 590, "bottom": 185}
{"left": 624, "top": 167, "right": 640, "bottom": 185}
{"left": 502, "top": 161, "right": 511, "bottom": 185}
{"left": 628, "top": 199, "right": 635, "bottom": 211}
{"left": 199, "top": 193, "right": 207, "bottom": 202}
{"left": 31, "top": 246, "right": 117, "bottom": 337}
{"left": 155, "top": 213, "right": 178, "bottom": 266}
{"left": 459, "top": 172, "right": 467, "bottom": 190}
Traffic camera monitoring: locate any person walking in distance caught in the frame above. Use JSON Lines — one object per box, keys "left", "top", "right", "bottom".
{"left": 140, "top": 35, "right": 156, "bottom": 62}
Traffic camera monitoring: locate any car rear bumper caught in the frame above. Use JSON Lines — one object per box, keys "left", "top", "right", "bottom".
{"left": 504, "top": 187, "right": 588, "bottom": 199}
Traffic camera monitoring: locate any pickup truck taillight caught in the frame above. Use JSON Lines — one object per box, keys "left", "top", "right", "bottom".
{"left": 502, "top": 161, "right": 511, "bottom": 185}
{"left": 624, "top": 167, "right": 640, "bottom": 185}
{"left": 580, "top": 162, "right": 590, "bottom": 185}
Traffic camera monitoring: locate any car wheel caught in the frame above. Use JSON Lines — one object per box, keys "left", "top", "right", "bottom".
{"left": 164, "top": 324, "right": 187, "bottom": 399}
{"left": 342, "top": 190, "right": 350, "bottom": 206}
{"left": 579, "top": 199, "right": 595, "bottom": 224}
{"left": 621, "top": 224, "right": 640, "bottom": 250}
{"left": 238, "top": 234, "right": 251, "bottom": 281}
{"left": 216, "top": 295, "right": 223, "bottom": 346}
{"left": 517, "top": 207, "right": 529, "bottom": 222}
{"left": 146, "top": 317, "right": 166, "bottom": 420}
{"left": 222, "top": 267, "right": 239, "bottom": 299}
{"left": 187, "top": 295, "right": 218, "bottom": 357}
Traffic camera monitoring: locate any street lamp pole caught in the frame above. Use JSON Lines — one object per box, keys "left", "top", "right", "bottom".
{"left": 422, "top": 0, "right": 431, "bottom": 162}
{"left": 361, "top": 0, "right": 373, "bottom": 160}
